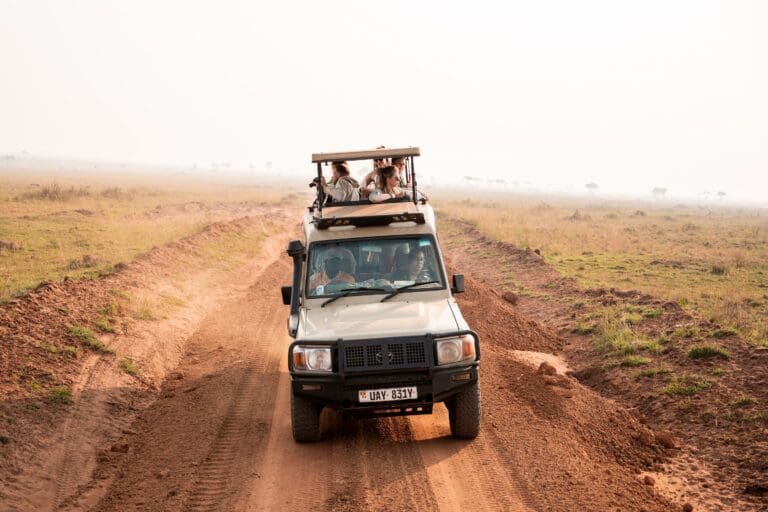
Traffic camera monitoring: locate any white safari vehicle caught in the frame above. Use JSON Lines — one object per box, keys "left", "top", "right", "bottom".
{"left": 281, "top": 147, "right": 480, "bottom": 442}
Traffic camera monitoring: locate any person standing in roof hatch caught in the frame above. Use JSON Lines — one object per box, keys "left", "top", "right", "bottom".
{"left": 321, "top": 161, "right": 360, "bottom": 203}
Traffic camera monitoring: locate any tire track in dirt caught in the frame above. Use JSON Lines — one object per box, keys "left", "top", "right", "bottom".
{"left": 182, "top": 366, "right": 272, "bottom": 511}
{"left": 50, "top": 357, "right": 109, "bottom": 511}
{"left": 92, "top": 259, "right": 289, "bottom": 512}
{"left": 408, "top": 406, "right": 535, "bottom": 512}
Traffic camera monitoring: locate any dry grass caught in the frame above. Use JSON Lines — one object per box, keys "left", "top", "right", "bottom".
{"left": 434, "top": 190, "right": 768, "bottom": 346}
{"left": 0, "top": 169, "right": 307, "bottom": 301}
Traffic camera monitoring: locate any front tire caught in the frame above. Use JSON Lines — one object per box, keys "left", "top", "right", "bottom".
{"left": 447, "top": 382, "right": 480, "bottom": 439}
{"left": 291, "top": 392, "right": 322, "bottom": 442}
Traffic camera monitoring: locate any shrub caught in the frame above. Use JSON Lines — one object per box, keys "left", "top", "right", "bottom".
{"left": 18, "top": 183, "right": 90, "bottom": 201}
{"left": 710, "top": 265, "right": 728, "bottom": 275}
{"left": 730, "top": 395, "right": 756, "bottom": 408}
{"left": 688, "top": 344, "right": 730, "bottom": 360}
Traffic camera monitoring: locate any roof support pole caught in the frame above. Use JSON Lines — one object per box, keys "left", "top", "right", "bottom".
{"left": 411, "top": 156, "right": 417, "bottom": 204}
{"left": 316, "top": 162, "right": 324, "bottom": 215}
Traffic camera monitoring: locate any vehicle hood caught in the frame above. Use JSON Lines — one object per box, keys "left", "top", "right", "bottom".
{"left": 297, "top": 299, "right": 460, "bottom": 340}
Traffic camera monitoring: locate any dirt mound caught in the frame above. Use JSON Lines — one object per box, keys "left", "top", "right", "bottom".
{"left": 135, "top": 201, "right": 272, "bottom": 221}
{"left": 456, "top": 273, "right": 563, "bottom": 353}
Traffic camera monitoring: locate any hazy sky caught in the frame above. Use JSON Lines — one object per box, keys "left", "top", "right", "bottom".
{"left": 1, "top": 1, "right": 766, "bottom": 200}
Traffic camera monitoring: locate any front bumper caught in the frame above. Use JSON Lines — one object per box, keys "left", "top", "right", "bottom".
{"left": 289, "top": 332, "right": 479, "bottom": 416}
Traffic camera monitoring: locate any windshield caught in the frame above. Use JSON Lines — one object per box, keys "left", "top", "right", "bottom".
{"left": 306, "top": 235, "right": 445, "bottom": 298}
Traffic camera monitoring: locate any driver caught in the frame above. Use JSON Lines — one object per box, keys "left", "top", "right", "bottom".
{"left": 309, "top": 252, "right": 356, "bottom": 291}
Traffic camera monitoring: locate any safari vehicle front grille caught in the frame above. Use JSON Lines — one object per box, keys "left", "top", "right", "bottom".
{"left": 341, "top": 339, "right": 432, "bottom": 372}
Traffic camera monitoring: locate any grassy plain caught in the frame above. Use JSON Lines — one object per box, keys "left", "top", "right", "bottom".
{"left": 0, "top": 169, "right": 305, "bottom": 301}
{"left": 433, "top": 189, "right": 768, "bottom": 346}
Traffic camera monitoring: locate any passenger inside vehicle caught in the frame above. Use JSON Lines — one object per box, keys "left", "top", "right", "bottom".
{"left": 308, "top": 248, "right": 356, "bottom": 292}
{"left": 391, "top": 249, "right": 433, "bottom": 283}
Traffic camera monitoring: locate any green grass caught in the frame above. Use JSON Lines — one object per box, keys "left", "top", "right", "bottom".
{"left": 436, "top": 192, "right": 768, "bottom": 347}
{"left": 109, "top": 288, "right": 132, "bottom": 300}
{"left": 47, "top": 386, "right": 74, "bottom": 405}
{"left": 730, "top": 395, "right": 756, "bottom": 408}
{"left": 688, "top": 344, "right": 730, "bottom": 360}
{"left": 635, "top": 367, "right": 672, "bottom": 379}
{"left": 93, "top": 317, "right": 117, "bottom": 334}
{"left": 673, "top": 325, "right": 701, "bottom": 339}
{"left": 571, "top": 322, "right": 596, "bottom": 335}
{"left": 637, "top": 336, "right": 673, "bottom": 354}
{"left": 642, "top": 308, "right": 663, "bottom": 318}
{"left": 97, "top": 299, "right": 121, "bottom": 316}
{"left": 133, "top": 301, "right": 159, "bottom": 321}
{"left": 710, "top": 328, "right": 738, "bottom": 338}
{"left": 62, "top": 346, "right": 79, "bottom": 358}
{"left": 120, "top": 358, "right": 139, "bottom": 376}
{"left": 41, "top": 343, "right": 58, "bottom": 354}
{"left": 712, "top": 367, "right": 727, "bottom": 376}
{"left": 66, "top": 325, "right": 112, "bottom": 353}
{"left": 661, "top": 376, "right": 712, "bottom": 396}
{"left": 621, "top": 355, "right": 652, "bottom": 367}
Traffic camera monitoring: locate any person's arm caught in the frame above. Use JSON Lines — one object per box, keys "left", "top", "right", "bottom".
{"left": 369, "top": 189, "right": 393, "bottom": 203}
{"left": 361, "top": 169, "right": 376, "bottom": 187}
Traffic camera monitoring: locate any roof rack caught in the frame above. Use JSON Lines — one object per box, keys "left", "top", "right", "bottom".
{"left": 312, "top": 147, "right": 419, "bottom": 163}
{"left": 311, "top": 146, "right": 421, "bottom": 217}
{"left": 312, "top": 201, "right": 426, "bottom": 230}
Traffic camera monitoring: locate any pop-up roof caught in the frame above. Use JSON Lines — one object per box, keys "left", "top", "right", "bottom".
{"left": 310, "top": 147, "right": 423, "bottom": 228}
{"left": 312, "top": 147, "right": 420, "bottom": 163}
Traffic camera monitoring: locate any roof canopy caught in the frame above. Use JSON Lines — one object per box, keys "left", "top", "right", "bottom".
{"left": 311, "top": 147, "right": 420, "bottom": 163}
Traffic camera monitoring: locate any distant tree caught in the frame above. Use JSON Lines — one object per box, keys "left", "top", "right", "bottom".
{"left": 585, "top": 182, "right": 599, "bottom": 193}
{"left": 652, "top": 187, "right": 667, "bottom": 198}
{"left": 717, "top": 190, "right": 726, "bottom": 200}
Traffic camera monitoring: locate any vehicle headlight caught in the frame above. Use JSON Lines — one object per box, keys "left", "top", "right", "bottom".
{"left": 292, "top": 345, "right": 333, "bottom": 372}
{"left": 436, "top": 334, "right": 476, "bottom": 365}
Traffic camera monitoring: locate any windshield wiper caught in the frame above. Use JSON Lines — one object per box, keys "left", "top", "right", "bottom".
{"left": 380, "top": 281, "right": 439, "bottom": 302}
{"left": 321, "top": 287, "right": 386, "bottom": 308}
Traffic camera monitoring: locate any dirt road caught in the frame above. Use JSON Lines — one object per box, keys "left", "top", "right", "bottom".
{"left": 2, "top": 214, "right": 678, "bottom": 511}
{"left": 59, "top": 243, "right": 667, "bottom": 512}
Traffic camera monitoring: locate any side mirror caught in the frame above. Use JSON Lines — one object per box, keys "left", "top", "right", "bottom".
{"left": 451, "top": 274, "right": 465, "bottom": 294}
{"left": 281, "top": 285, "right": 292, "bottom": 305}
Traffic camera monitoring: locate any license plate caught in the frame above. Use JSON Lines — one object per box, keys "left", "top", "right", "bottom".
{"left": 358, "top": 386, "right": 417, "bottom": 403}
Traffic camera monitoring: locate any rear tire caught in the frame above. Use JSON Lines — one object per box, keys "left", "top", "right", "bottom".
{"left": 291, "top": 392, "right": 322, "bottom": 442}
{"left": 447, "top": 382, "right": 480, "bottom": 439}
